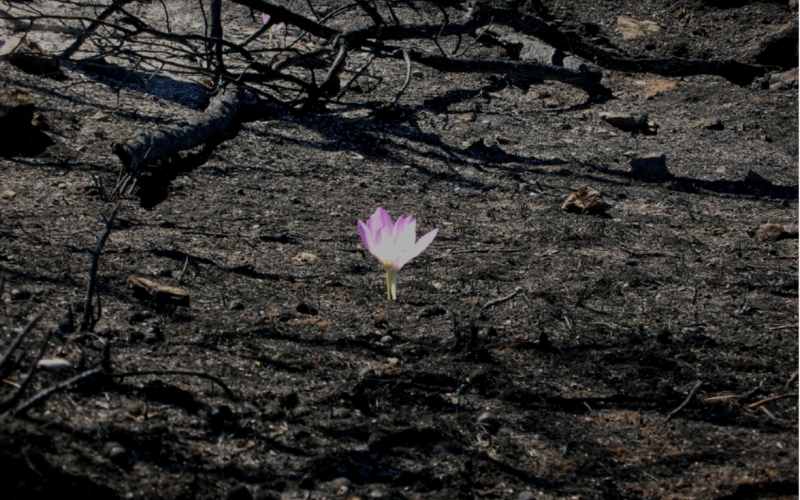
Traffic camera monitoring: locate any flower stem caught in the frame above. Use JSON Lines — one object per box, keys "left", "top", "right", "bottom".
{"left": 385, "top": 267, "right": 392, "bottom": 300}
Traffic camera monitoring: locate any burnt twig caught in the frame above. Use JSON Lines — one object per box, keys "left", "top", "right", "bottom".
{"left": 80, "top": 202, "right": 121, "bottom": 332}
{"left": 13, "top": 367, "right": 105, "bottom": 416}
{"left": 665, "top": 381, "right": 704, "bottom": 422}
{"left": 747, "top": 393, "right": 798, "bottom": 411}
{"left": 0, "top": 326, "right": 54, "bottom": 412}
{"left": 0, "top": 311, "right": 45, "bottom": 376}
{"left": 483, "top": 286, "right": 530, "bottom": 310}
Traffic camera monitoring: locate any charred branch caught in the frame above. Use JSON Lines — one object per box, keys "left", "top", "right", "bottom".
{"left": 112, "top": 85, "right": 242, "bottom": 174}
{"left": 80, "top": 202, "right": 121, "bottom": 332}
{"left": 477, "top": 5, "right": 768, "bottom": 85}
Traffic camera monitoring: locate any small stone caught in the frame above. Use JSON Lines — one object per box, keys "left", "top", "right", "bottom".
{"left": 37, "top": 358, "right": 72, "bottom": 371}
{"left": 226, "top": 484, "right": 253, "bottom": 500}
{"left": 419, "top": 305, "right": 447, "bottom": 318}
{"left": 374, "top": 316, "right": 388, "bottom": 328}
{"left": 380, "top": 335, "right": 393, "bottom": 344}
{"left": 768, "top": 68, "right": 798, "bottom": 90}
{"left": 127, "top": 330, "right": 144, "bottom": 343}
{"left": 496, "top": 135, "right": 512, "bottom": 144}
{"left": 518, "top": 492, "right": 537, "bottom": 500}
{"left": 745, "top": 170, "right": 771, "bottom": 185}
{"left": 387, "top": 357, "right": 401, "bottom": 366}
{"left": 629, "top": 153, "right": 670, "bottom": 178}
{"left": 296, "top": 302, "right": 318, "bottom": 315}
{"left": 91, "top": 111, "right": 111, "bottom": 122}
{"left": 291, "top": 251, "right": 318, "bottom": 263}
{"left": 10, "top": 289, "right": 30, "bottom": 301}
{"left": 1, "top": 189, "right": 15, "bottom": 199}
{"left": 617, "top": 15, "right": 661, "bottom": 40}
{"left": 279, "top": 388, "right": 299, "bottom": 409}
{"left": 543, "top": 98, "right": 560, "bottom": 108}
{"left": 128, "top": 310, "right": 152, "bottom": 323}
{"left": 332, "top": 408, "right": 351, "bottom": 419}
{"left": 102, "top": 442, "right": 128, "bottom": 466}
{"left": 694, "top": 118, "right": 724, "bottom": 130}
{"left": 143, "top": 327, "right": 163, "bottom": 344}
{"left": 561, "top": 187, "right": 606, "bottom": 215}
{"left": 599, "top": 112, "right": 648, "bottom": 130}
{"left": 229, "top": 300, "right": 245, "bottom": 311}
{"left": 749, "top": 223, "right": 793, "bottom": 242}
{"left": 209, "top": 405, "right": 235, "bottom": 433}
{"left": 412, "top": 70, "right": 424, "bottom": 78}
{"left": 158, "top": 268, "right": 172, "bottom": 277}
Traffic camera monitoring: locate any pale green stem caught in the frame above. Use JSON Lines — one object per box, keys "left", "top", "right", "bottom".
{"left": 385, "top": 267, "right": 398, "bottom": 300}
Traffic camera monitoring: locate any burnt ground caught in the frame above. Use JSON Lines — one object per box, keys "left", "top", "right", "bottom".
{"left": 0, "top": 1, "right": 798, "bottom": 499}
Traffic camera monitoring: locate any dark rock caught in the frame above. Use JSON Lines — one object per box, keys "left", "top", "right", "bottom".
{"left": 419, "top": 305, "right": 447, "bottom": 318}
{"left": 226, "top": 484, "right": 254, "bottom": 500}
{"left": 9, "top": 289, "right": 30, "bottom": 301}
{"left": 279, "top": 389, "right": 298, "bottom": 409}
{"left": 229, "top": 300, "right": 245, "bottom": 311}
{"left": 694, "top": 118, "right": 724, "bottom": 130}
{"left": 296, "top": 302, "right": 318, "bottom": 315}
{"left": 745, "top": 170, "right": 771, "bottom": 185}
{"left": 629, "top": 153, "right": 670, "bottom": 178}
{"left": 209, "top": 405, "right": 235, "bottom": 433}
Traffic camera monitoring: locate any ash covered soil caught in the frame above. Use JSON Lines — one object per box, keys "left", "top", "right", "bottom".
{"left": 0, "top": 1, "right": 798, "bottom": 499}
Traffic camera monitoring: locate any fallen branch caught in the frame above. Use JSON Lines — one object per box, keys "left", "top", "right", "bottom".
{"left": 479, "top": 5, "right": 767, "bottom": 85}
{"left": 112, "top": 85, "right": 242, "bottom": 186}
{"left": 665, "top": 381, "right": 704, "bottom": 422}
{"left": 80, "top": 202, "right": 121, "bottom": 332}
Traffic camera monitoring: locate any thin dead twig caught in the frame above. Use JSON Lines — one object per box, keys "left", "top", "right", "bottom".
{"left": 337, "top": 52, "right": 375, "bottom": 100}
{"left": 0, "top": 311, "right": 45, "bottom": 375}
{"left": 786, "top": 372, "right": 798, "bottom": 389}
{"left": 482, "top": 286, "right": 531, "bottom": 310}
{"left": 747, "top": 393, "right": 798, "bottom": 410}
{"left": 80, "top": 202, "right": 121, "bottom": 332}
{"left": 665, "top": 381, "right": 704, "bottom": 422}
{"left": 0, "top": 325, "right": 54, "bottom": 412}
{"left": 13, "top": 367, "right": 105, "bottom": 416}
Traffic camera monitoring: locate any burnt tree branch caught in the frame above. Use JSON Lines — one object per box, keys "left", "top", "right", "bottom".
{"left": 112, "top": 85, "right": 242, "bottom": 174}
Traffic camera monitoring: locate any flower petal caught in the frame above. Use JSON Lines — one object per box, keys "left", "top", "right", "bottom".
{"left": 395, "top": 227, "right": 438, "bottom": 270}
{"left": 261, "top": 13, "right": 270, "bottom": 23}
{"left": 395, "top": 216, "right": 417, "bottom": 252}
{"left": 366, "top": 207, "right": 390, "bottom": 233}
{"left": 357, "top": 219, "right": 372, "bottom": 250}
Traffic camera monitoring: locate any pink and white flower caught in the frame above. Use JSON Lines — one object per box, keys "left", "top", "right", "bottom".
{"left": 358, "top": 207, "right": 438, "bottom": 300}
